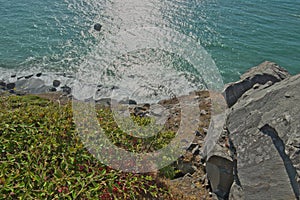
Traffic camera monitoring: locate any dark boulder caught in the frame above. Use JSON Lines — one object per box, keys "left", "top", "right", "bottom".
{"left": 61, "top": 85, "right": 71, "bottom": 94}
{"left": 36, "top": 72, "right": 42, "bottom": 77}
{"left": 25, "top": 74, "right": 34, "bottom": 79}
{"left": 128, "top": 99, "right": 137, "bottom": 105}
{"left": 49, "top": 87, "right": 57, "bottom": 92}
{"left": 94, "top": 23, "right": 102, "bottom": 31}
{"left": 119, "top": 99, "right": 137, "bottom": 105}
{"left": 0, "top": 80, "right": 6, "bottom": 87}
{"left": 6, "top": 82, "right": 15, "bottom": 90}
{"left": 53, "top": 80, "right": 61, "bottom": 88}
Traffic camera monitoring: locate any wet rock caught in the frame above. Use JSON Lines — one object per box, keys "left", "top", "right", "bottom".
{"left": 119, "top": 99, "right": 137, "bottom": 105}
{"left": 53, "top": 80, "right": 61, "bottom": 87}
{"left": 0, "top": 80, "right": 6, "bottom": 88}
{"left": 227, "top": 73, "right": 300, "bottom": 199}
{"left": 14, "top": 78, "right": 51, "bottom": 94}
{"left": 94, "top": 23, "right": 102, "bottom": 31}
{"left": 36, "top": 72, "right": 42, "bottom": 77}
{"left": 49, "top": 87, "right": 57, "bottom": 92}
{"left": 6, "top": 82, "right": 15, "bottom": 90}
{"left": 61, "top": 85, "right": 71, "bottom": 94}
{"left": 25, "top": 74, "right": 34, "bottom": 79}
{"left": 128, "top": 99, "right": 137, "bottom": 105}
{"left": 111, "top": 85, "right": 119, "bottom": 90}
{"left": 143, "top": 103, "right": 150, "bottom": 109}
{"left": 223, "top": 61, "right": 290, "bottom": 107}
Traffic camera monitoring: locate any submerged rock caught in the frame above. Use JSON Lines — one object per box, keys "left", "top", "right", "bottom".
{"left": 94, "top": 23, "right": 102, "bottom": 31}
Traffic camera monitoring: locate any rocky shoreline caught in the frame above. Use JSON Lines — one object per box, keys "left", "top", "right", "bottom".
{"left": 1, "top": 61, "right": 299, "bottom": 200}
{"left": 0, "top": 72, "right": 73, "bottom": 97}
{"left": 208, "top": 61, "right": 300, "bottom": 200}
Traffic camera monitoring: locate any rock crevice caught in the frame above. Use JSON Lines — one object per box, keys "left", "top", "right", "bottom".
{"left": 206, "top": 61, "right": 300, "bottom": 200}
{"left": 259, "top": 124, "right": 300, "bottom": 199}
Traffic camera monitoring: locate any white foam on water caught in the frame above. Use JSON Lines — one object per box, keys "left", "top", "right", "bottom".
{"left": 70, "top": 0, "right": 223, "bottom": 102}
{"left": 0, "top": 0, "right": 223, "bottom": 103}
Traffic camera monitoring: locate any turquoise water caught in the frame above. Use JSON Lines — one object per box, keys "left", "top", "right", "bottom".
{"left": 0, "top": 0, "right": 299, "bottom": 83}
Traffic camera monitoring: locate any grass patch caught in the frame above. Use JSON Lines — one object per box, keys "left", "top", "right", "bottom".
{"left": 0, "top": 95, "right": 175, "bottom": 199}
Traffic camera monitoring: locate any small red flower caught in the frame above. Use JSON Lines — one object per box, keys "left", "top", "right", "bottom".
{"left": 78, "top": 164, "right": 84, "bottom": 171}
{"left": 63, "top": 186, "right": 69, "bottom": 193}
{"left": 57, "top": 186, "right": 69, "bottom": 194}
{"left": 113, "top": 186, "right": 118, "bottom": 193}
{"left": 100, "top": 193, "right": 112, "bottom": 200}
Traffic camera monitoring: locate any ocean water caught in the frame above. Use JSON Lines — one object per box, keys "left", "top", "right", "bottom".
{"left": 0, "top": 0, "right": 299, "bottom": 91}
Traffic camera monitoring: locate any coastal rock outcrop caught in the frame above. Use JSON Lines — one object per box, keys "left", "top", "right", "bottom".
{"left": 1, "top": 61, "right": 299, "bottom": 199}
{"left": 222, "top": 61, "right": 290, "bottom": 108}
{"left": 227, "top": 73, "right": 300, "bottom": 199}
{"left": 0, "top": 73, "right": 73, "bottom": 97}
{"left": 205, "top": 61, "right": 299, "bottom": 200}
{"left": 15, "top": 78, "right": 50, "bottom": 94}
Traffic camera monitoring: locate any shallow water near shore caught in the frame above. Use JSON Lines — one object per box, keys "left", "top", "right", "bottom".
{"left": 0, "top": 0, "right": 299, "bottom": 100}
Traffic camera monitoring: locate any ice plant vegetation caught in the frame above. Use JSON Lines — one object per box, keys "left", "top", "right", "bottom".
{"left": 0, "top": 95, "right": 176, "bottom": 199}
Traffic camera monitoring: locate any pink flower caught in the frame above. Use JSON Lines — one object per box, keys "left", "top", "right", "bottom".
{"left": 113, "top": 186, "right": 118, "bottom": 193}
{"left": 57, "top": 186, "right": 69, "bottom": 194}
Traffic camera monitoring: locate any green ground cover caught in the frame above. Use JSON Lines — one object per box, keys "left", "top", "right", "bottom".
{"left": 0, "top": 95, "right": 176, "bottom": 199}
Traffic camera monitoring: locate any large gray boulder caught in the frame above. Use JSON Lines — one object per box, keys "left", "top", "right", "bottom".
{"left": 202, "top": 92, "right": 233, "bottom": 199}
{"left": 223, "top": 61, "right": 290, "bottom": 107}
{"left": 15, "top": 78, "right": 51, "bottom": 94}
{"left": 227, "top": 74, "right": 300, "bottom": 200}
{"left": 206, "top": 144, "right": 234, "bottom": 199}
